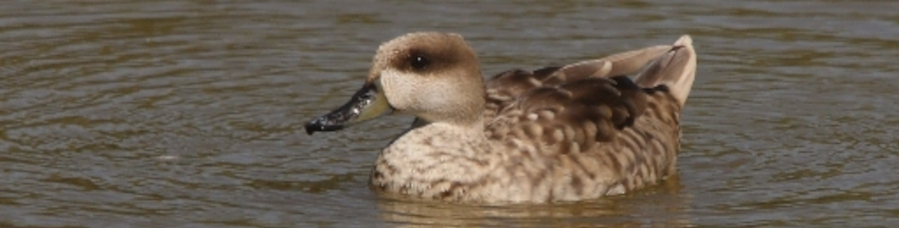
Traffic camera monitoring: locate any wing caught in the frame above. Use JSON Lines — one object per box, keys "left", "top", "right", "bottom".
{"left": 483, "top": 36, "right": 695, "bottom": 144}
{"left": 483, "top": 44, "right": 674, "bottom": 120}
{"left": 485, "top": 75, "right": 651, "bottom": 148}
{"left": 480, "top": 36, "right": 695, "bottom": 200}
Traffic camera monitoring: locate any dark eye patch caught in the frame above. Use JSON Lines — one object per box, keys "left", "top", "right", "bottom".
{"left": 409, "top": 54, "right": 430, "bottom": 71}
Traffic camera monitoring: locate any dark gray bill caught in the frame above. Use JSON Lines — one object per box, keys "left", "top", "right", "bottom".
{"left": 305, "top": 83, "right": 390, "bottom": 135}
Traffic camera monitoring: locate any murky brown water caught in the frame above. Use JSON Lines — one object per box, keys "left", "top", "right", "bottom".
{"left": 2, "top": 1, "right": 899, "bottom": 227}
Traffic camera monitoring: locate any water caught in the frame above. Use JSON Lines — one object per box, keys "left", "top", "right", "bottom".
{"left": 2, "top": 1, "right": 898, "bottom": 227}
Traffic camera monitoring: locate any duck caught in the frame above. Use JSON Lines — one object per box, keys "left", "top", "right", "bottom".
{"left": 305, "top": 32, "right": 697, "bottom": 203}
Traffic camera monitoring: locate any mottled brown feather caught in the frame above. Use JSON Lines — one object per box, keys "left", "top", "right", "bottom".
{"left": 473, "top": 37, "right": 693, "bottom": 201}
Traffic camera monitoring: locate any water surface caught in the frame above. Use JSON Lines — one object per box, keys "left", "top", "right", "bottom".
{"left": 2, "top": 1, "right": 899, "bottom": 227}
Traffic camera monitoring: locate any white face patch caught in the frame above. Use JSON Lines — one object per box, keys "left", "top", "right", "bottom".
{"left": 379, "top": 68, "right": 420, "bottom": 112}
{"left": 378, "top": 68, "right": 466, "bottom": 123}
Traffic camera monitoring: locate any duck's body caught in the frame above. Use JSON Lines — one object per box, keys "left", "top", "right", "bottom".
{"left": 306, "top": 32, "right": 697, "bottom": 203}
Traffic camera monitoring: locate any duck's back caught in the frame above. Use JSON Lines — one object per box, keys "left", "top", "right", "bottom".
{"left": 478, "top": 35, "right": 696, "bottom": 202}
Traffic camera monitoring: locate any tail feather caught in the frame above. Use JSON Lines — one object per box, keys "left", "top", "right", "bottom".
{"left": 634, "top": 35, "right": 697, "bottom": 106}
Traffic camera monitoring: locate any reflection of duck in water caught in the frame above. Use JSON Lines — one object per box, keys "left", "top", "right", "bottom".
{"left": 375, "top": 175, "right": 691, "bottom": 227}
{"left": 306, "top": 32, "right": 697, "bottom": 203}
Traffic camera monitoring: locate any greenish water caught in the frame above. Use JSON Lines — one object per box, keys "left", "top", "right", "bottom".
{"left": 2, "top": 1, "right": 898, "bottom": 227}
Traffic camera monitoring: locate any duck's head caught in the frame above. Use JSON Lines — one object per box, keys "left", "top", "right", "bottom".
{"left": 305, "top": 32, "right": 485, "bottom": 135}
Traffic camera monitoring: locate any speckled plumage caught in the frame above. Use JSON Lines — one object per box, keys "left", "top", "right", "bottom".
{"left": 341, "top": 32, "right": 696, "bottom": 203}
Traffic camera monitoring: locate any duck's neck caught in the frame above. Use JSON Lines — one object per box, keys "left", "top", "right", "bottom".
{"left": 384, "top": 121, "right": 490, "bottom": 163}
{"left": 371, "top": 121, "right": 496, "bottom": 195}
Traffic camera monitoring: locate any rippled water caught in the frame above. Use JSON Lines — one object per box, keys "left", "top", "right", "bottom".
{"left": 2, "top": 1, "right": 898, "bottom": 227}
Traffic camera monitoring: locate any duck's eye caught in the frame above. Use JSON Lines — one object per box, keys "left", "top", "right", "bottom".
{"left": 410, "top": 55, "right": 430, "bottom": 70}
